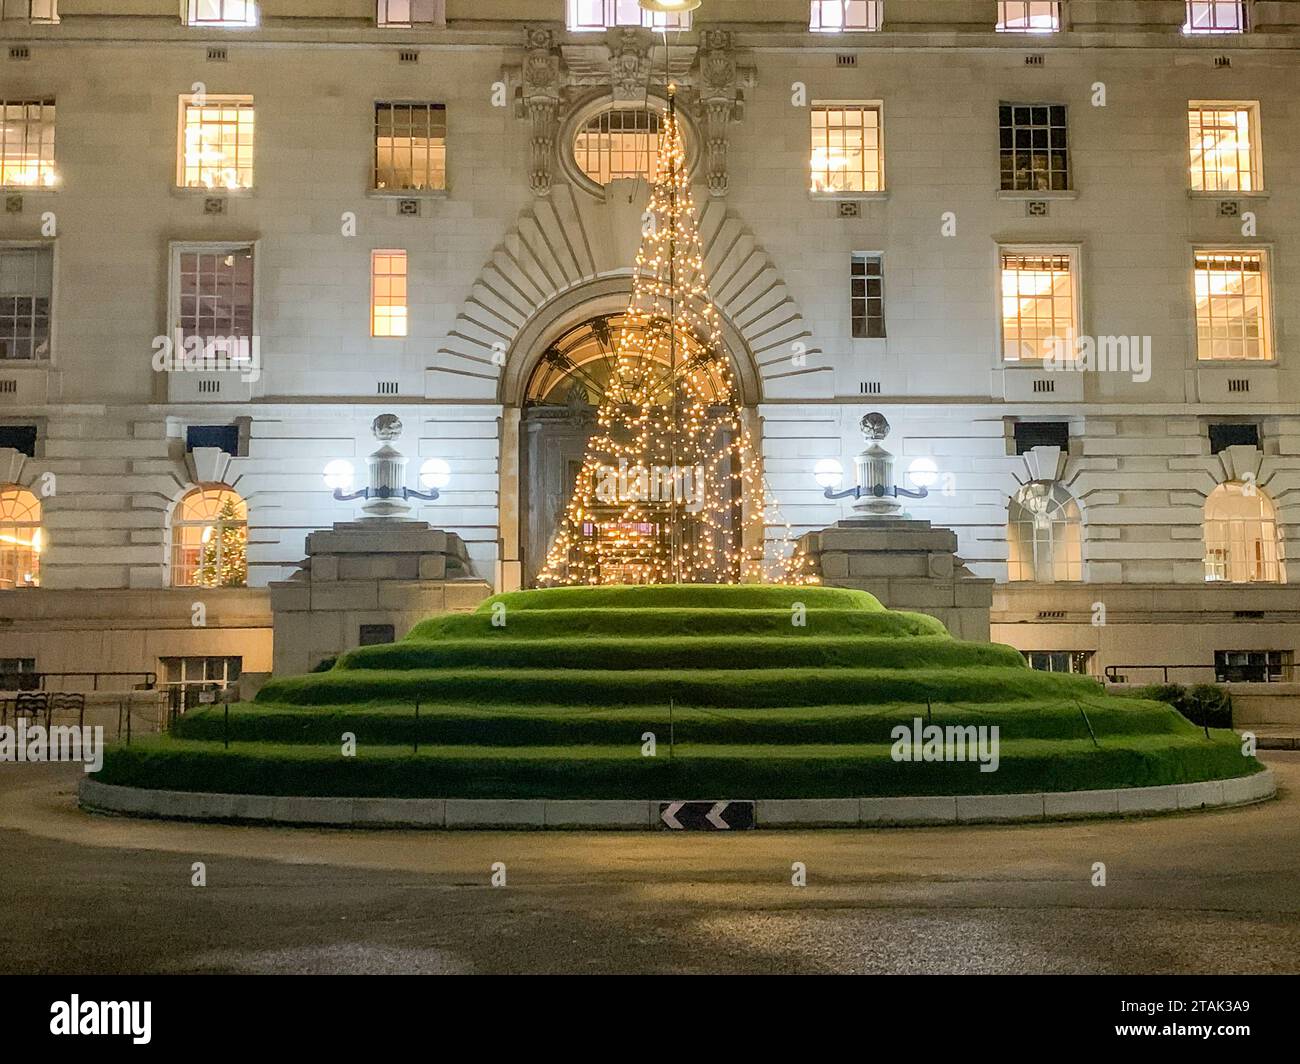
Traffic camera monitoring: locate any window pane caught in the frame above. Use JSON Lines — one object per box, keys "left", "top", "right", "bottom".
{"left": 372, "top": 250, "right": 409, "bottom": 337}
{"left": 0, "top": 486, "right": 41, "bottom": 588}
{"left": 810, "top": 1, "right": 882, "bottom": 32}
{"left": 1188, "top": 105, "right": 1257, "bottom": 192}
{"left": 0, "top": 246, "right": 53, "bottom": 361}
{"left": 810, "top": 104, "right": 882, "bottom": 193}
{"left": 850, "top": 253, "right": 886, "bottom": 338}
{"left": 1000, "top": 252, "right": 1074, "bottom": 361}
{"left": 0, "top": 98, "right": 57, "bottom": 187}
{"left": 374, "top": 102, "right": 446, "bottom": 191}
{"left": 1000, "top": 101, "right": 1070, "bottom": 191}
{"left": 1184, "top": 1, "right": 1246, "bottom": 34}
{"left": 181, "top": 96, "right": 255, "bottom": 189}
{"left": 574, "top": 108, "right": 661, "bottom": 186}
{"left": 567, "top": 0, "right": 690, "bottom": 31}
{"left": 1194, "top": 251, "right": 1268, "bottom": 361}
{"left": 996, "top": 2, "right": 1060, "bottom": 32}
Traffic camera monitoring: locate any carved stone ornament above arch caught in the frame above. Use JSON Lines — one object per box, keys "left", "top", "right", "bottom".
{"left": 426, "top": 185, "right": 832, "bottom": 406}
{"left": 505, "top": 25, "right": 754, "bottom": 199}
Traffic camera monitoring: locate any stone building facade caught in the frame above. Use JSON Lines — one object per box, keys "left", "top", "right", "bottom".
{"left": 0, "top": 0, "right": 1296, "bottom": 693}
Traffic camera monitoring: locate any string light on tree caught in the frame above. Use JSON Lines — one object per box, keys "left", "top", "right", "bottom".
{"left": 538, "top": 86, "right": 816, "bottom": 588}
{"left": 194, "top": 496, "right": 248, "bottom": 588}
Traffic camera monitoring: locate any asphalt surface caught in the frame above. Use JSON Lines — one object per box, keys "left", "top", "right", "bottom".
{"left": 1, "top": 757, "right": 1297, "bottom": 974}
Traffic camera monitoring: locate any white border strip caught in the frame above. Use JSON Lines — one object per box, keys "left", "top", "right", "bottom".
{"left": 78, "top": 771, "right": 1276, "bottom": 830}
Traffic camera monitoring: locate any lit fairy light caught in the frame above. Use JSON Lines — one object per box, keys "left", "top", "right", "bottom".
{"left": 538, "top": 89, "right": 817, "bottom": 588}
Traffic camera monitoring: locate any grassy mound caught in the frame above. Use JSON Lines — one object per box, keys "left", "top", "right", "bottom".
{"left": 98, "top": 584, "right": 1263, "bottom": 801}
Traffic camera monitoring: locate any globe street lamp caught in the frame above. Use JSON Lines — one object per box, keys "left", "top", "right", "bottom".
{"left": 326, "top": 414, "right": 446, "bottom": 519}
{"left": 815, "top": 412, "right": 929, "bottom": 518}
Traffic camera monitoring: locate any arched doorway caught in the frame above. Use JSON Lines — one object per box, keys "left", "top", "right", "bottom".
{"left": 518, "top": 313, "right": 744, "bottom": 587}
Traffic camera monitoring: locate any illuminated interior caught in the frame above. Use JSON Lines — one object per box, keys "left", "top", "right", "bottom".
{"left": 1194, "top": 251, "right": 1268, "bottom": 361}
{"left": 1001, "top": 252, "right": 1075, "bottom": 361}
{"left": 1184, "top": 0, "right": 1246, "bottom": 34}
{"left": 567, "top": 0, "right": 691, "bottom": 31}
{"left": 1007, "top": 481, "right": 1083, "bottom": 582}
{"left": 525, "top": 314, "right": 732, "bottom": 406}
{"left": 0, "top": 486, "right": 41, "bottom": 590}
{"left": 996, "top": 1, "right": 1061, "bottom": 32}
{"left": 574, "top": 108, "right": 662, "bottom": 186}
{"left": 180, "top": 95, "right": 255, "bottom": 190}
{"left": 371, "top": 250, "right": 409, "bottom": 338}
{"left": 0, "top": 99, "right": 57, "bottom": 188}
{"left": 1204, "top": 483, "right": 1285, "bottom": 583}
{"left": 171, "top": 486, "right": 248, "bottom": 588}
{"left": 187, "top": 0, "right": 257, "bottom": 27}
{"left": 810, "top": 1, "right": 882, "bottom": 32}
{"left": 810, "top": 104, "right": 882, "bottom": 193}
{"left": 1188, "top": 104, "right": 1257, "bottom": 192}
{"left": 374, "top": 102, "right": 446, "bottom": 192}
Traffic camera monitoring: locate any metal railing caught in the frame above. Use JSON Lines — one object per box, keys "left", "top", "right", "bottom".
{"left": 0, "top": 671, "right": 158, "bottom": 693}
{"left": 1105, "top": 664, "right": 1298, "bottom": 685}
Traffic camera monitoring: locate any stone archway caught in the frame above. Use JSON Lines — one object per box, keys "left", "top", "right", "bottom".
{"left": 517, "top": 312, "right": 745, "bottom": 587}
{"left": 427, "top": 186, "right": 831, "bottom": 404}
{"left": 431, "top": 187, "right": 831, "bottom": 590}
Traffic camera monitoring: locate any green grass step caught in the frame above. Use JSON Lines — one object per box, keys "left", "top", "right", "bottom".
{"left": 97, "top": 732, "right": 1259, "bottom": 800}
{"left": 475, "top": 584, "right": 883, "bottom": 613}
{"left": 257, "top": 665, "right": 1102, "bottom": 708}
{"left": 337, "top": 635, "right": 1025, "bottom": 673}
{"left": 174, "top": 698, "right": 1189, "bottom": 746}
{"left": 405, "top": 607, "right": 947, "bottom": 642}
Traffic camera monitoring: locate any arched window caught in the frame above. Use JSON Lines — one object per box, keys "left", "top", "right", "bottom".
{"left": 574, "top": 107, "right": 663, "bottom": 186}
{"left": 1007, "top": 481, "right": 1083, "bottom": 582}
{"left": 171, "top": 486, "right": 247, "bottom": 588}
{"left": 0, "top": 486, "right": 42, "bottom": 589}
{"left": 1204, "top": 482, "right": 1285, "bottom": 583}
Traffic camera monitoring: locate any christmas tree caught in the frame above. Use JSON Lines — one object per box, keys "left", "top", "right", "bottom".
{"left": 538, "top": 89, "right": 815, "bottom": 587}
{"left": 194, "top": 496, "right": 248, "bottom": 588}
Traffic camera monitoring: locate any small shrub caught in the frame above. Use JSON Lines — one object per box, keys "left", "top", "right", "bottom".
{"left": 1127, "top": 682, "right": 1232, "bottom": 729}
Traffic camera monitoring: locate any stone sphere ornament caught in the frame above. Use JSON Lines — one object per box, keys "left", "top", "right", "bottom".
{"left": 861, "top": 412, "right": 890, "bottom": 442}
{"left": 372, "top": 414, "right": 403, "bottom": 442}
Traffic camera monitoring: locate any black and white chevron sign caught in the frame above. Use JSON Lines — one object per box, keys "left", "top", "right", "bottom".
{"left": 658, "top": 801, "right": 756, "bottom": 831}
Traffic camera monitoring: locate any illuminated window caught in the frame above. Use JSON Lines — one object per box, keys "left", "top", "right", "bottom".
{"left": 0, "top": 246, "right": 52, "bottom": 361}
{"left": 851, "top": 253, "right": 885, "bottom": 338}
{"left": 171, "top": 487, "right": 248, "bottom": 588}
{"left": 1000, "top": 249, "right": 1078, "bottom": 362}
{"left": 376, "top": 0, "right": 441, "bottom": 26}
{"left": 173, "top": 243, "right": 255, "bottom": 349}
{"left": 1194, "top": 250, "right": 1270, "bottom": 361}
{"left": 374, "top": 103, "right": 446, "bottom": 191}
{"left": 1024, "top": 651, "right": 1093, "bottom": 675}
{"left": 160, "top": 656, "right": 243, "bottom": 692}
{"left": 567, "top": 0, "right": 691, "bottom": 31}
{"left": 996, "top": 1, "right": 1060, "bottom": 32}
{"left": 811, "top": 104, "right": 883, "bottom": 193}
{"left": 0, "top": 99, "right": 56, "bottom": 188}
{"left": 1000, "top": 103, "right": 1069, "bottom": 191}
{"left": 1188, "top": 103, "right": 1260, "bottom": 192}
{"left": 1007, "top": 482, "right": 1083, "bottom": 583}
{"left": 575, "top": 108, "right": 662, "bottom": 185}
{"left": 0, "top": 486, "right": 41, "bottom": 589}
{"left": 179, "top": 94, "right": 255, "bottom": 190}
{"left": 186, "top": 0, "right": 257, "bottom": 26}
{"left": 371, "top": 251, "right": 408, "bottom": 338}
{"left": 810, "top": 1, "right": 882, "bottom": 32}
{"left": 1204, "top": 483, "right": 1284, "bottom": 584}
{"left": 1184, "top": 1, "right": 1246, "bottom": 33}
{"left": 1, "top": 1, "right": 58, "bottom": 23}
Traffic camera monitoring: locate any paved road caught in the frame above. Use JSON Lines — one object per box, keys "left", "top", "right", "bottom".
{"left": 1, "top": 757, "right": 1297, "bottom": 974}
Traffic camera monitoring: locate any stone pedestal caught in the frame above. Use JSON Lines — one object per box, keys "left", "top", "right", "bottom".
{"left": 269, "top": 520, "right": 492, "bottom": 675}
{"left": 799, "top": 519, "right": 994, "bottom": 642}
